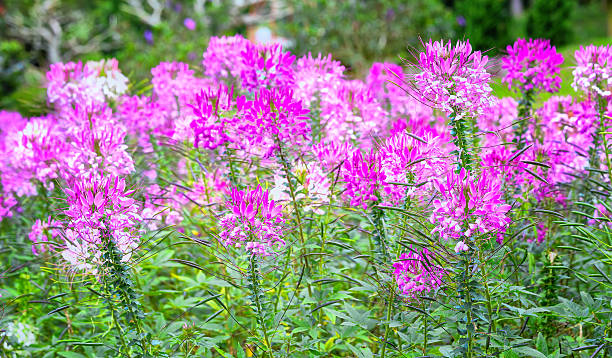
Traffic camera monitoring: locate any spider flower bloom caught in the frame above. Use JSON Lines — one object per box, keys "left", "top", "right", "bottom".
{"left": 28, "top": 216, "right": 60, "bottom": 255}
{"left": 190, "top": 85, "right": 236, "bottom": 150}
{"left": 46, "top": 59, "right": 128, "bottom": 108}
{"left": 502, "top": 38, "right": 563, "bottom": 93}
{"left": 430, "top": 168, "right": 511, "bottom": 243}
{"left": 60, "top": 174, "right": 142, "bottom": 272}
{"left": 393, "top": 248, "right": 445, "bottom": 300}
{"left": 294, "top": 52, "right": 345, "bottom": 106}
{"left": 572, "top": 44, "right": 612, "bottom": 96}
{"left": 342, "top": 150, "right": 386, "bottom": 210}
{"left": 219, "top": 186, "right": 285, "bottom": 256}
{"left": 240, "top": 87, "right": 310, "bottom": 157}
{"left": 240, "top": 42, "right": 295, "bottom": 92}
{"left": 379, "top": 132, "right": 449, "bottom": 205}
{"left": 313, "top": 140, "right": 353, "bottom": 172}
{"left": 202, "top": 35, "right": 250, "bottom": 81}
{"left": 414, "top": 39, "right": 494, "bottom": 117}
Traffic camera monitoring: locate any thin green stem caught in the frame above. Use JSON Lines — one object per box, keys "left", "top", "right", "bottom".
{"left": 275, "top": 139, "right": 312, "bottom": 298}
{"left": 249, "top": 255, "right": 274, "bottom": 358}
{"left": 380, "top": 289, "right": 395, "bottom": 358}
{"left": 464, "top": 255, "right": 474, "bottom": 358}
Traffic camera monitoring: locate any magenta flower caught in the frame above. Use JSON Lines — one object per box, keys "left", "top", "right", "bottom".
{"left": 313, "top": 140, "right": 353, "bottom": 172}
{"left": 319, "top": 80, "right": 388, "bottom": 146}
{"left": 294, "top": 53, "right": 345, "bottom": 106}
{"left": 239, "top": 87, "right": 310, "bottom": 157}
{"left": 1, "top": 115, "right": 67, "bottom": 197}
{"left": 342, "top": 150, "right": 386, "bottom": 210}
{"left": 28, "top": 216, "right": 60, "bottom": 255}
{"left": 219, "top": 185, "right": 285, "bottom": 256}
{"left": 379, "top": 131, "right": 450, "bottom": 205}
{"left": 202, "top": 35, "right": 250, "bottom": 81}
{"left": 393, "top": 248, "right": 445, "bottom": 300}
{"left": 46, "top": 60, "right": 128, "bottom": 108}
{"left": 413, "top": 39, "right": 494, "bottom": 117}
{"left": 502, "top": 38, "right": 564, "bottom": 93}
{"left": 190, "top": 85, "right": 235, "bottom": 150}
{"left": 239, "top": 43, "right": 295, "bottom": 92}
{"left": 183, "top": 18, "right": 196, "bottom": 31}
{"left": 430, "top": 168, "right": 511, "bottom": 243}
{"left": 572, "top": 44, "right": 612, "bottom": 96}
{"left": 60, "top": 174, "right": 142, "bottom": 273}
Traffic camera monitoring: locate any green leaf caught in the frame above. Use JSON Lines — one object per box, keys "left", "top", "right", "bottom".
{"left": 57, "top": 353, "right": 87, "bottom": 358}
{"left": 512, "top": 346, "right": 547, "bottom": 358}
{"left": 536, "top": 333, "right": 548, "bottom": 355}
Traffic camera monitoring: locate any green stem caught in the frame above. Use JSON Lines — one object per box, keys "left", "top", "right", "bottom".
{"left": 276, "top": 139, "right": 312, "bottom": 298}
{"left": 380, "top": 289, "right": 395, "bottom": 358}
{"left": 423, "top": 313, "right": 428, "bottom": 355}
{"left": 371, "top": 206, "right": 389, "bottom": 264}
{"left": 464, "top": 255, "right": 474, "bottom": 358}
{"left": 479, "top": 249, "right": 495, "bottom": 355}
{"left": 515, "top": 89, "right": 534, "bottom": 150}
{"left": 108, "top": 298, "right": 132, "bottom": 358}
{"left": 591, "top": 95, "right": 609, "bottom": 175}
{"left": 249, "top": 255, "right": 274, "bottom": 358}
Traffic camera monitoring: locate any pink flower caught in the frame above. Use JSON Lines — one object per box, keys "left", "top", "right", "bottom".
{"left": 379, "top": 131, "right": 450, "bottom": 205}
{"left": 413, "top": 39, "right": 495, "bottom": 117}
{"left": 59, "top": 174, "right": 142, "bottom": 272}
{"left": 183, "top": 18, "right": 196, "bottom": 31}
{"left": 239, "top": 87, "right": 310, "bottom": 157}
{"left": 189, "top": 85, "right": 235, "bottom": 150}
{"left": 572, "top": 44, "right": 612, "bottom": 96}
{"left": 502, "top": 38, "right": 564, "bottom": 93}
{"left": 28, "top": 216, "right": 60, "bottom": 255}
{"left": 294, "top": 53, "right": 345, "bottom": 106}
{"left": 454, "top": 241, "right": 469, "bottom": 253}
{"left": 219, "top": 186, "right": 285, "bottom": 256}
{"left": 342, "top": 150, "right": 386, "bottom": 210}
{"left": 239, "top": 43, "right": 295, "bottom": 92}
{"left": 430, "top": 168, "right": 511, "bottom": 243}
{"left": 393, "top": 248, "right": 445, "bottom": 300}
{"left": 202, "top": 35, "right": 250, "bottom": 81}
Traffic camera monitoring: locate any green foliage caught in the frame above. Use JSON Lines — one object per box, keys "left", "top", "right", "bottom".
{"left": 453, "top": 0, "right": 512, "bottom": 53}
{"left": 527, "top": 0, "right": 577, "bottom": 46}
{"left": 277, "top": 0, "right": 454, "bottom": 75}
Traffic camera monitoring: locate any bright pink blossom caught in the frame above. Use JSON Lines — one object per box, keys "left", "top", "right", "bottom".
{"left": 414, "top": 39, "right": 494, "bottom": 117}
{"left": 342, "top": 150, "right": 386, "bottom": 210}
{"left": 393, "top": 248, "right": 445, "bottom": 300}
{"left": 502, "top": 38, "right": 563, "bottom": 93}
{"left": 572, "top": 44, "right": 612, "bottom": 96}
{"left": 430, "top": 168, "right": 511, "bottom": 243}
{"left": 219, "top": 186, "right": 285, "bottom": 256}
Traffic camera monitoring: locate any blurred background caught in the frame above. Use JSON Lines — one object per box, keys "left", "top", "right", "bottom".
{"left": 1, "top": 0, "right": 611, "bottom": 113}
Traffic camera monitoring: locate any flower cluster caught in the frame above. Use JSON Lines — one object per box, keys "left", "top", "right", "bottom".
{"left": 430, "top": 168, "right": 511, "bottom": 243}
{"left": 60, "top": 175, "right": 141, "bottom": 273}
{"left": 47, "top": 59, "right": 128, "bottom": 108}
{"left": 240, "top": 43, "right": 295, "bottom": 92}
{"left": 239, "top": 87, "right": 311, "bottom": 157}
{"left": 342, "top": 150, "right": 386, "bottom": 210}
{"left": 393, "top": 248, "right": 445, "bottom": 300}
{"left": 190, "top": 85, "right": 235, "bottom": 150}
{"left": 502, "top": 38, "right": 564, "bottom": 93}
{"left": 413, "top": 39, "right": 495, "bottom": 117}
{"left": 572, "top": 44, "right": 612, "bottom": 96}
{"left": 379, "top": 131, "right": 449, "bottom": 204}
{"left": 219, "top": 186, "right": 285, "bottom": 256}
{"left": 202, "top": 35, "right": 250, "bottom": 81}
{"left": 28, "top": 216, "right": 61, "bottom": 255}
